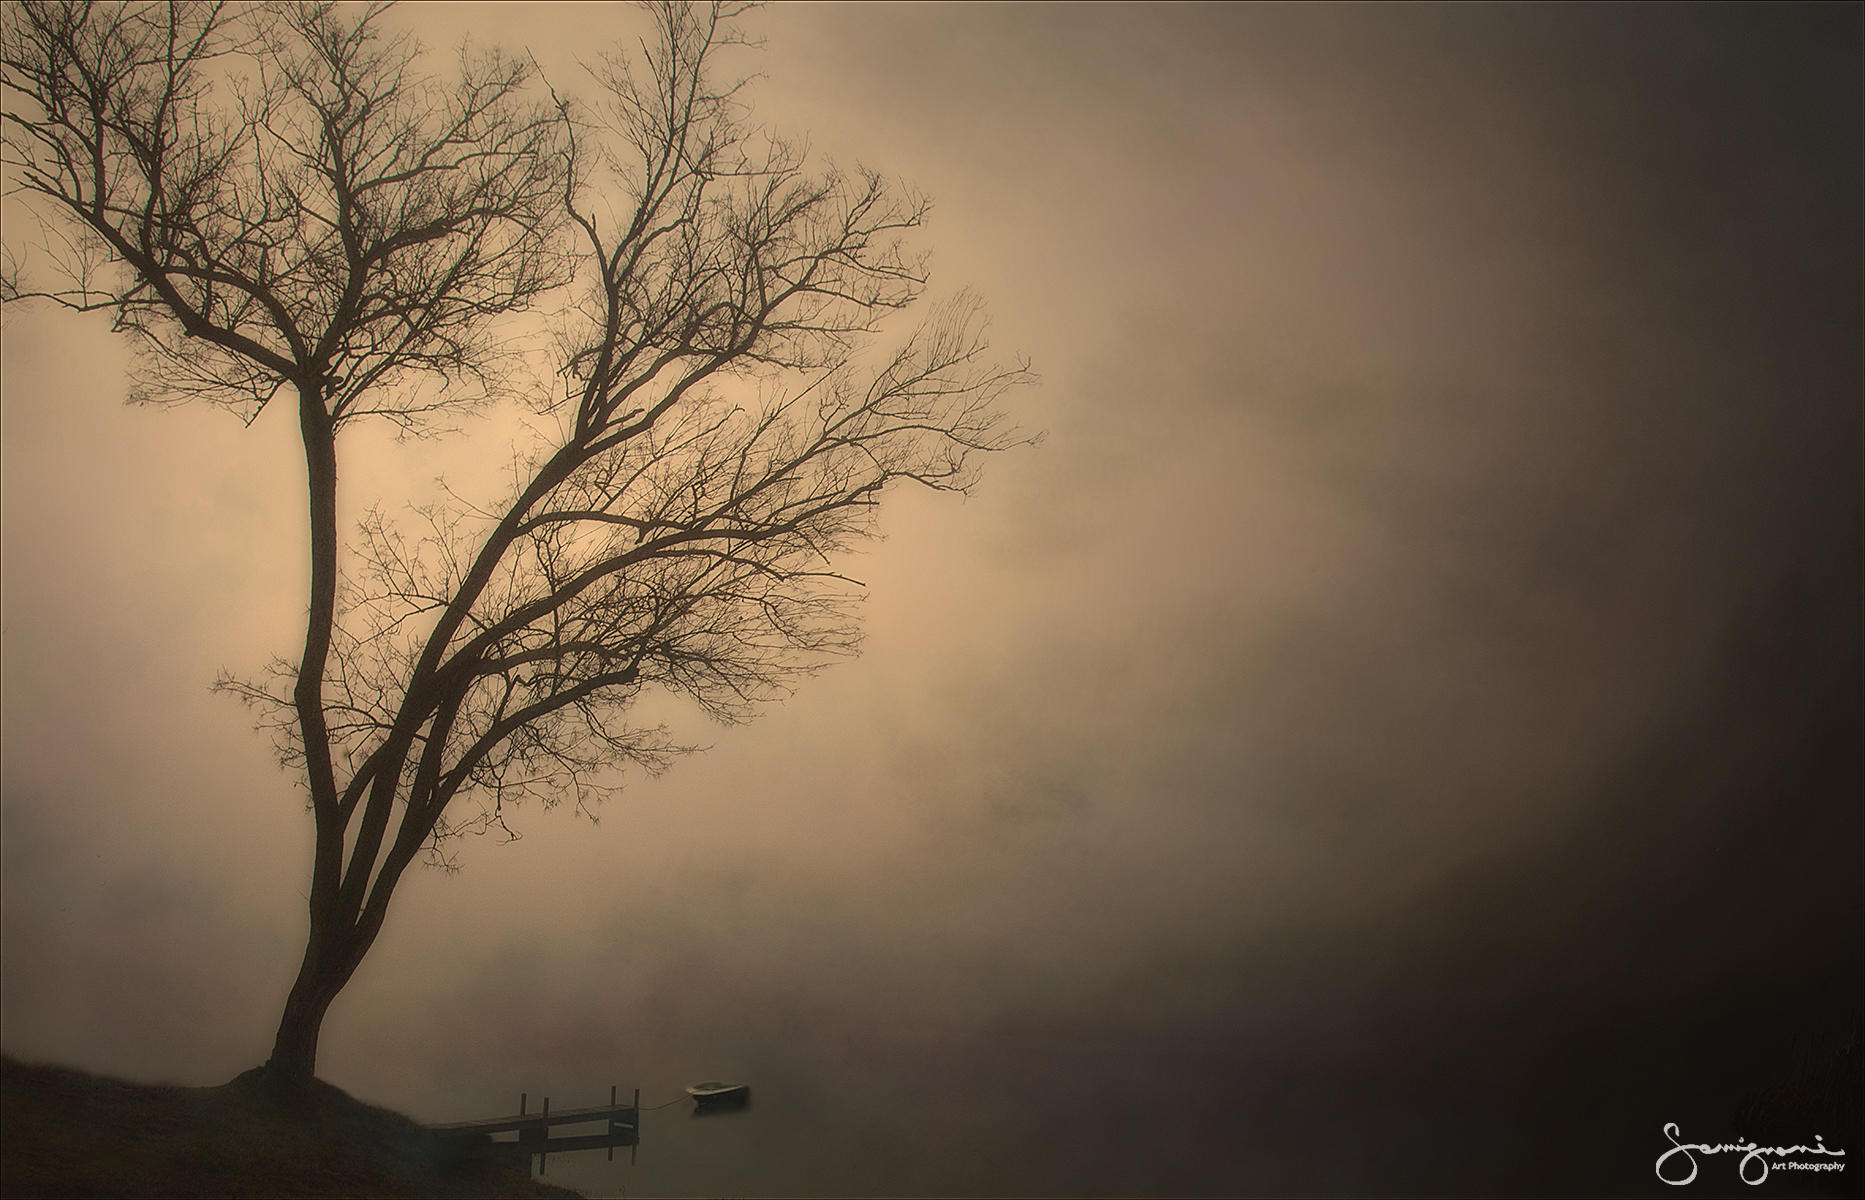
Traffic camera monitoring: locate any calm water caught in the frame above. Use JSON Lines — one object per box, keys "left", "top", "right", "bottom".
{"left": 409, "top": 987, "right": 1837, "bottom": 1198}
{"left": 495, "top": 1021, "right": 1278, "bottom": 1198}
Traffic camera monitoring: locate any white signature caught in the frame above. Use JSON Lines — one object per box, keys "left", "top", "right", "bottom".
{"left": 1655, "top": 1122, "right": 1846, "bottom": 1185}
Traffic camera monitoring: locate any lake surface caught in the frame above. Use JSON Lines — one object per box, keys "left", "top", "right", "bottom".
{"left": 402, "top": 976, "right": 1846, "bottom": 1198}
{"left": 503, "top": 1022, "right": 1282, "bottom": 1197}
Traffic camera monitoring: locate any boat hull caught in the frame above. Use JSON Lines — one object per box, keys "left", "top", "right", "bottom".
{"left": 686, "top": 1081, "right": 750, "bottom": 1113}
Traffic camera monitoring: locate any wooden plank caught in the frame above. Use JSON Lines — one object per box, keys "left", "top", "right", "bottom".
{"left": 429, "top": 1104, "right": 638, "bottom": 1137}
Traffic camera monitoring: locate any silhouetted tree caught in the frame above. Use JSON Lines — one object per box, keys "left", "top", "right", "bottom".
{"left": 2, "top": 0, "right": 1031, "bottom": 1088}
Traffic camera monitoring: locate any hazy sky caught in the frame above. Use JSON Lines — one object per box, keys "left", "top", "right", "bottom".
{"left": 2, "top": 4, "right": 1859, "bottom": 1195}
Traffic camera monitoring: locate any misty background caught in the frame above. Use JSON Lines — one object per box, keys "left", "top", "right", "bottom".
{"left": 3, "top": 4, "right": 1859, "bottom": 1195}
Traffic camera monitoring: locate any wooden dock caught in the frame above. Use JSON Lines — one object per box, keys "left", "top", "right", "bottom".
{"left": 430, "top": 1087, "right": 640, "bottom": 1170}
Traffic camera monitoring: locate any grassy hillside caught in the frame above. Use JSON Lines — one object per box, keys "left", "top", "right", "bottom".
{"left": 0, "top": 1056, "right": 582, "bottom": 1199}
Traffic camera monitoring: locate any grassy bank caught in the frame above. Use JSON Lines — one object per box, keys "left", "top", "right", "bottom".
{"left": 0, "top": 1056, "right": 582, "bottom": 1199}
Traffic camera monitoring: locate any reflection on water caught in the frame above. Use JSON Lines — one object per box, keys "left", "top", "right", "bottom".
{"left": 437, "top": 1090, "right": 644, "bottom": 1181}
{"left": 688, "top": 1088, "right": 751, "bottom": 1117}
{"left": 506, "top": 1019, "right": 1286, "bottom": 1198}
{"left": 507, "top": 1087, "right": 748, "bottom": 1181}
{"left": 505, "top": 1126, "right": 640, "bottom": 1180}
{"left": 420, "top": 989, "right": 1824, "bottom": 1200}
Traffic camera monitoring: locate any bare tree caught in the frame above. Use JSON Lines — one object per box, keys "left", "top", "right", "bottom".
{"left": 2, "top": 0, "right": 1032, "bottom": 1089}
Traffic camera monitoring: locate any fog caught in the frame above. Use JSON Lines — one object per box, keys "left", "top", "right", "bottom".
{"left": 3, "top": 4, "right": 1858, "bottom": 1195}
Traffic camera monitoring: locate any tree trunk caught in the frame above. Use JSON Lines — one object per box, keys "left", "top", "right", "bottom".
{"left": 266, "top": 964, "right": 343, "bottom": 1089}
{"left": 264, "top": 913, "right": 360, "bottom": 1089}
{"left": 263, "top": 383, "right": 348, "bottom": 1093}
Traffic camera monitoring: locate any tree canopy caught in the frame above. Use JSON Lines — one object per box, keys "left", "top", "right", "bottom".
{"left": 2, "top": 0, "right": 1033, "bottom": 1085}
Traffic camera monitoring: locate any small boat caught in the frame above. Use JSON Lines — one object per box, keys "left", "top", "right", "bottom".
{"left": 686, "top": 1080, "right": 751, "bottom": 1110}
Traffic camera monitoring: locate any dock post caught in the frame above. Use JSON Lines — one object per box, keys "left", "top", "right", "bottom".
{"left": 539, "top": 1097, "right": 550, "bottom": 1175}
{"left": 520, "top": 1092, "right": 526, "bottom": 1115}
{"left": 608, "top": 1085, "right": 617, "bottom": 1161}
{"left": 632, "top": 1087, "right": 640, "bottom": 1166}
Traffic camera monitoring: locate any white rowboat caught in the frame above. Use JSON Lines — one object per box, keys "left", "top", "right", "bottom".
{"left": 685, "top": 1081, "right": 750, "bottom": 1107}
